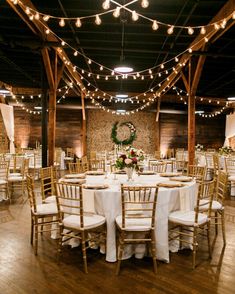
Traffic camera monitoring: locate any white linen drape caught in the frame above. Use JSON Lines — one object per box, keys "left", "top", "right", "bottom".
{"left": 0, "top": 103, "right": 15, "bottom": 153}
{"left": 224, "top": 112, "right": 235, "bottom": 146}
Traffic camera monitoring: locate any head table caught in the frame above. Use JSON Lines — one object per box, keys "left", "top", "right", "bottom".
{"left": 57, "top": 173, "right": 197, "bottom": 263}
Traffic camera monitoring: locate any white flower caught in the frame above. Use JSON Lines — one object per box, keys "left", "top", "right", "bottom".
{"left": 125, "top": 158, "right": 132, "bottom": 165}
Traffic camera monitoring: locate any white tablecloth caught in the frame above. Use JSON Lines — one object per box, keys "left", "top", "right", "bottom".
{"left": 81, "top": 173, "right": 197, "bottom": 263}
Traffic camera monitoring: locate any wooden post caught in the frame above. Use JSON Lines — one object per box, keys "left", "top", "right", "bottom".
{"left": 81, "top": 92, "right": 87, "bottom": 156}
{"left": 188, "top": 59, "right": 195, "bottom": 166}
{"left": 41, "top": 60, "right": 48, "bottom": 167}
{"left": 48, "top": 88, "right": 56, "bottom": 166}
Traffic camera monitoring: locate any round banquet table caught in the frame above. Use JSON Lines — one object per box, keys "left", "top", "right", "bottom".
{"left": 70, "top": 173, "right": 197, "bottom": 263}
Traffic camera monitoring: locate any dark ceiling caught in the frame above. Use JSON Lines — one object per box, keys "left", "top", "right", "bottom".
{"left": 0, "top": 0, "right": 235, "bottom": 112}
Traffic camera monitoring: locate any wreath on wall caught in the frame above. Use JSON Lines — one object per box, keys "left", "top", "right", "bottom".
{"left": 111, "top": 121, "right": 136, "bottom": 145}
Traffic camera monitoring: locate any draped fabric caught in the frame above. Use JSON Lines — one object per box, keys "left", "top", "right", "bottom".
{"left": 224, "top": 113, "right": 235, "bottom": 146}
{"left": 0, "top": 103, "right": 15, "bottom": 153}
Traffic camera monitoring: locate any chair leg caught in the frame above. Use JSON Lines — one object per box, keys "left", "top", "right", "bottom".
{"left": 192, "top": 227, "right": 198, "bottom": 269}
{"left": 150, "top": 230, "right": 157, "bottom": 274}
{"left": 81, "top": 231, "right": 88, "bottom": 274}
{"left": 221, "top": 210, "right": 226, "bottom": 245}
{"left": 30, "top": 217, "right": 34, "bottom": 245}
{"left": 215, "top": 212, "right": 218, "bottom": 235}
{"left": 206, "top": 222, "right": 212, "bottom": 259}
{"left": 57, "top": 226, "right": 63, "bottom": 263}
{"left": 116, "top": 232, "right": 125, "bottom": 275}
{"left": 34, "top": 218, "right": 38, "bottom": 255}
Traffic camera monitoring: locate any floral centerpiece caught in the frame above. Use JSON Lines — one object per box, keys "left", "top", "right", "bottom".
{"left": 219, "top": 146, "right": 233, "bottom": 155}
{"left": 195, "top": 144, "right": 204, "bottom": 151}
{"left": 115, "top": 146, "right": 145, "bottom": 175}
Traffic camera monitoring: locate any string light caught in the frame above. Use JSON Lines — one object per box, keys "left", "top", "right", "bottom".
{"left": 59, "top": 18, "right": 65, "bottom": 27}
{"left": 187, "top": 27, "right": 194, "bottom": 35}
{"left": 132, "top": 11, "right": 139, "bottom": 21}
{"left": 141, "top": 0, "right": 149, "bottom": 8}
{"left": 167, "top": 26, "right": 174, "bottom": 34}
{"left": 113, "top": 7, "right": 120, "bottom": 18}
{"left": 95, "top": 14, "right": 102, "bottom": 25}
{"left": 152, "top": 20, "right": 159, "bottom": 31}
{"left": 200, "top": 26, "right": 206, "bottom": 34}
{"left": 75, "top": 18, "right": 82, "bottom": 27}
{"left": 102, "top": 0, "right": 110, "bottom": 10}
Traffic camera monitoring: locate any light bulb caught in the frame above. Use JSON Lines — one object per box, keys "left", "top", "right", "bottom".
{"left": 200, "top": 27, "right": 206, "bottom": 34}
{"left": 167, "top": 26, "right": 174, "bottom": 34}
{"left": 61, "top": 41, "right": 65, "bottom": 46}
{"left": 45, "top": 29, "right": 50, "bottom": 34}
{"left": 221, "top": 19, "right": 227, "bottom": 29}
{"left": 204, "top": 37, "right": 208, "bottom": 43}
{"left": 29, "top": 15, "right": 34, "bottom": 21}
{"left": 175, "top": 57, "right": 179, "bottom": 62}
{"left": 113, "top": 7, "right": 120, "bottom": 18}
{"left": 13, "top": 0, "right": 18, "bottom": 4}
{"left": 59, "top": 18, "right": 65, "bottom": 27}
{"left": 95, "top": 15, "right": 102, "bottom": 25}
{"left": 35, "top": 12, "right": 40, "bottom": 20}
{"left": 132, "top": 11, "right": 139, "bottom": 21}
{"left": 102, "top": 0, "right": 110, "bottom": 10}
{"left": 188, "top": 48, "right": 192, "bottom": 53}
{"left": 88, "top": 59, "right": 92, "bottom": 64}
{"left": 43, "top": 15, "right": 50, "bottom": 22}
{"left": 74, "top": 51, "right": 78, "bottom": 56}
{"left": 25, "top": 7, "right": 30, "bottom": 15}
{"left": 75, "top": 18, "right": 82, "bottom": 27}
{"left": 214, "top": 23, "right": 220, "bottom": 30}
{"left": 152, "top": 20, "right": 159, "bottom": 31}
{"left": 141, "top": 0, "right": 149, "bottom": 8}
{"left": 188, "top": 27, "right": 194, "bottom": 35}
{"left": 100, "top": 66, "right": 103, "bottom": 71}
{"left": 160, "top": 64, "right": 164, "bottom": 69}
{"left": 233, "top": 11, "right": 235, "bottom": 19}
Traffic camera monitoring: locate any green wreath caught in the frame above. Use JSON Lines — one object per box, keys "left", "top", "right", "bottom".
{"left": 111, "top": 122, "right": 136, "bottom": 145}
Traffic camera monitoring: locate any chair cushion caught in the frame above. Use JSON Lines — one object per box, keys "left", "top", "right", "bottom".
{"left": 9, "top": 172, "right": 21, "bottom": 177}
{"left": 199, "top": 199, "right": 223, "bottom": 211}
{"left": 169, "top": 210, "right": 208, "bottom": 226}
{"left": 0, "top": 179, "right": 7, "bottom": 185}
{"left": 115, "top": 214, "right": 152, "bottom": 231}
{"left": 64, "top": 157, "right": 73, "bottom": 161}
{"left": 34, "top": 203, "right": 58, "bottom": 215}
{"left": 8, "top": 176, "right": 23, "bottom": 182}
{"left": 63, "top": 214, "right": 105, "bottom": 230}
{"left": 228, "top": 175, "right": 235, "bottom": 181}
{"left": 44, "top": 195, "right": 56, "bottom": 203}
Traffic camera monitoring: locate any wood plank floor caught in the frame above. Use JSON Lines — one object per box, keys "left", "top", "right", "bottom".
{"left": 0, "top": 199, "right": 235, "bottom": 294}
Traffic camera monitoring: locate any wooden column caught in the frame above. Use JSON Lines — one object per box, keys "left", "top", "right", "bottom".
{"left": 41, "top": 49, "right": 58, "bottom": 166}
{"left": 81, "top": 92, "right": 87, "bottom": 156}
{"left": 41, "top": 61, "right": 48, "bottom": 167}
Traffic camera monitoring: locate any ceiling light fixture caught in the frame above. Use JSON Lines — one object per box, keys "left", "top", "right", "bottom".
{"left": 115, "top": 94, "right": 128, "bottom": 99}
{"left": 114, "top": 65, "right": 133, "bottom": 73}
{"left": 227, "top": 97, "right": 235, "bottom": 101}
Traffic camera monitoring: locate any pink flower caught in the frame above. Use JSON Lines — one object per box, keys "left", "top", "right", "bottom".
{"left": 125, "top": 158, "right": 132, "bottom": 165}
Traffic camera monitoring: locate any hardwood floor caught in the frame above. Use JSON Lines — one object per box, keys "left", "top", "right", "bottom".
{"left": 0, "top": 199, "right": 235, "bottom": 294}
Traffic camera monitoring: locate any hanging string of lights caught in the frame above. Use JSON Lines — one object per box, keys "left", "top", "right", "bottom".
{"left": 11, "top": 0, "right": 235, "bottom": 36}
{"left": 172, "top": 86, "right": 230, "bottom": 118}
{"left": 10, "top": 0, "right": 234, "bottom": 77}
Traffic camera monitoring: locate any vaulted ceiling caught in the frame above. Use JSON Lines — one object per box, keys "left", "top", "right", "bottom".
{"left": 0, "top": 0, "right": 235, "bottom": 112}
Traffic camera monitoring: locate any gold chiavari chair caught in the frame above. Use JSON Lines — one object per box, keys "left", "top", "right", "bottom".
{"left": 199, "top": 171, "right": 228, "bottom": 245}
{"left": 68, "top": 162, "right": 83, "bottom": 174}
{"left": 64, "top": 148, "right": 74, "bottom": 169}
{"left": 0, "top": 161, "right": 10, "bottom": 200}
{"left": 26, "top": 175, "right": 59, "bottom": 255}
{"left": 224, "top": 157, "right": 235, "bottom": 197}
{"left": 81, "top": 156, "right": 89, "bottom": 172}
{"left": 89, "top": 159, "right": 105, "bottom": 172}
{"left": 166, "top": 148, "right": 175, "bottom": 159}
{"left": 187, "top": 165, "right": 206, "bottom": 181}
{"left": 55, "top": 182, "right": 106, "bottom": 273}
{"left": 205, "top": 152, "right": 215, "bottom": 179}
{"left": 169, "top": 179, "right": 215, "bottom": 269}
{"left": 8, "top": 158, "right": 29, "bottom": 202}
{"left": 29, "top": 151, "right": 42, "bottom": 180}
{"left": 115, "top": 184, "right": 158, "bottom": 275}
{"left": 149, "top": 161, "right": 166, "bottom": 173}
{"left": 40, "top": 166, "right": 58, "bottom": 204}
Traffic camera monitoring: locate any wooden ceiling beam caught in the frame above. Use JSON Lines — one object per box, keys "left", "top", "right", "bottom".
{"left": 191, "top": 51, "right": 207, "bottom": 97}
